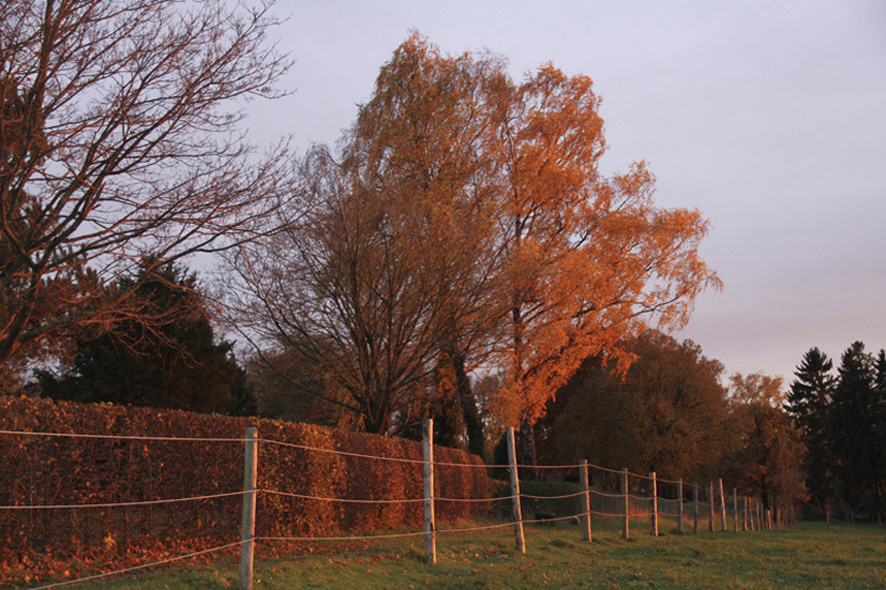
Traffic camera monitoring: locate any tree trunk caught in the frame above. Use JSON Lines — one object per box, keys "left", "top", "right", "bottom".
{"left": 453, "top": 353, "right": 485, "bottom": 458}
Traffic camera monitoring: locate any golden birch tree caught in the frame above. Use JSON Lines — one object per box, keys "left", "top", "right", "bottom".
{"left": 490, "top": 66, "right": 721, "bottom": 454}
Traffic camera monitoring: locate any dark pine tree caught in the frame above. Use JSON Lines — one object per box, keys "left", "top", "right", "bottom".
{"left": 830, "top": 341, "right": 878, "bottom": 515}
{"left": 784, "top": 347, "right": 836, "bottom": 507}
{"left": 38, "top": 261, "right": 255, "bottom": 416}
{"left": 875, "top": 350, "right": 886, "bottom": 517}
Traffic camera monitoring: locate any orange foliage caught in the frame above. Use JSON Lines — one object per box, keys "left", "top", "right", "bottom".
{"left": 343, "top": 36, "right": 721, "bottom": 431}
{"left": 490, "top": 65, "right": 721, "bottom": 427}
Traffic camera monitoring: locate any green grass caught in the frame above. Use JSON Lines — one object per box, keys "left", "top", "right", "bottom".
{"left": 19, "top": 520, "right": 886, "bottom": 589}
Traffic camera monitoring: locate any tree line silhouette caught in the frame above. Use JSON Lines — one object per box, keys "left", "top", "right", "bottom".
{"left": 786, "top": 342, "right": 886, "bottom": 519}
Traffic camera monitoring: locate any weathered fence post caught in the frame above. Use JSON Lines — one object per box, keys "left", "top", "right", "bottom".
{"left": 718, "top": 479, "right": 727, "bottom": 531}
{"left": 240, "top": 427, "right": 258, "bottom": 590}
{"left": 650, "top": 472, "right": 658, "bottom": 537}
{"left": 580, "top": 460, "right": 592, "bottom": 542}
{"left": 747, "top": 497, "right": 752, "bottom": 532}
{"left": 733, "top": 488, "right": 739, "bottom": 532}
{"left": 708, "top": 482, "right": 715, "bottom": 532}
{"left": 622, "top": 468, "right": 630, "bottom": 540}
{"left": 677, "top": 478, "right": 684, "bottom": 533}
{"left": 423, "top": 419, "right": 436, "bottom": 565}
{"left": 506, "top": 427, "right": 526, "bottom": 554}
{"left": 692, "top": 483, "right": 699, "bottom": 534}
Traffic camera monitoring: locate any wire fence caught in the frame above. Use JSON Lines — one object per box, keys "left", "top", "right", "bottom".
{"left": 1, "top": 422, "right": 782, "bottom": 590}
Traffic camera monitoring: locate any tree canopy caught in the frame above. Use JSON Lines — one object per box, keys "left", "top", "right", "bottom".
{"left": 225, "top": 34, "right": 720, "bottom": 438}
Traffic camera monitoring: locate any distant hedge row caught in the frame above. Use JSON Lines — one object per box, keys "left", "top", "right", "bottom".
{"left": 0, "top": 396, "right": 488, "bottom": 578}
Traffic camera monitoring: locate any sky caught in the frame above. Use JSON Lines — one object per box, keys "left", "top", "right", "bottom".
{"left": 244, "top": 0, "right": 886, "bottom": 385}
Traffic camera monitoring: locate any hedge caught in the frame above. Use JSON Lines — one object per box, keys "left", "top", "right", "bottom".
{"left": 0, "top": 396, "right": 488, "bottom": 580}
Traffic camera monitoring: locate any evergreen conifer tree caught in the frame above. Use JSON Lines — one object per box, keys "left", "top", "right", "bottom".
{"left": 785, "top": 347, "right": 836, "bottom": 506}
{"left": 830, "top": 342, "right": 878, "bottom": 514}
{"left": 38, "top": 261, "right": 254, "bottom": 415}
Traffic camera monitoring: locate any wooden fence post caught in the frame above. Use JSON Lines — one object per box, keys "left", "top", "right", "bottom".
{"left": 507, "top": 427, "right": 526, "bottom": 554}
{"left": 692, "top": 483, "right": 699, "bottom": 534}
{"left": 677, "top": 478, "right": 684, "bottom": 533}
{"left": 650, "top": 472, "right": 658, "bottom": 537}
{"left": 622, "top": 468, "right": 630, "bottom": 540}
{"left": 240, "top": 427, "right": 258, "bottom": 590}
{"left": 718, "top": 479, "right": 727, "bottom": 531}
{"left": 423, "top": 419, "right": 436, "bottom": 565}
{"left": 709, "top": 482, "right": 715, "bottom": 532}
{"left": 580, "top": 460, "right": 592, "bottom": 542}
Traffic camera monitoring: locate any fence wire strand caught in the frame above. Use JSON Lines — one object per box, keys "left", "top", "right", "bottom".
{"left": 263, "top": 489, "right": 424, "bottom": 505}
{"left": 0, "top": 429, "right": 247, "bottom": 443}
{"left": 521, "top": 490, "right": 588, "bottom": 501}
{"left": 1, "top": 491, "right": 247, "bottom": 511}
{"left": 24, "top": 540, "right": 246, "bottom": 590}
{"left": 260, "top": 437, "right": 426, "bottom": 465}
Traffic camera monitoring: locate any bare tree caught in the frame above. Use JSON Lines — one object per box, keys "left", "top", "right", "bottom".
{"left": 0, "top": 0, "right": 291, "bottom": 374}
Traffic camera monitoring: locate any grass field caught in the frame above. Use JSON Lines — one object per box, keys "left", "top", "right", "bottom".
{"left": 19, "top": 519, "right": 886, "bottom": 589}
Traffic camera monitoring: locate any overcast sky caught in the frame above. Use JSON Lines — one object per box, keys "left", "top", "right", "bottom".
{"left": 245, "top": 0, "right": 886, "bottom": 386}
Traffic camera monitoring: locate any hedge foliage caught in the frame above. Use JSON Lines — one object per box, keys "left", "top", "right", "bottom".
{"left": 0, "top": 396, "right": 488, "bottom": 580}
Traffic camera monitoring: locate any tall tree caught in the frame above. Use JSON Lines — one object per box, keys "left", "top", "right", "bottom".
{"left": 784, "top": 347, "right": 836, "bottom": 506}
{"left": 830, "top": 341, "right": 881, "bottom": 513}
{"left": 341, "top": 34, "right": 506, "bottom": 440}
{"left": 0, "top": 0, "right": 290, "bottom": 375}
{"left": 876, "top": 349, "right": 886, "bottom": 516}
{"left": 226, "top": 35, "right": 506, "bottom": 435}
{"left": 490, "top": 66, "right": 721, "bottom": 463}
{"left": 726, "top": 401, "right": 808, "bottom": 511}
{"left": 722, "top": 372, "right": 807, "bottom": 510}
{"left": 38, "top": 261, "right": 254, "bottom": 415}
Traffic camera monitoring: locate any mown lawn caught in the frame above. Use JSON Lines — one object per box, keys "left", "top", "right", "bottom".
{"left": 18, "top": 519, "right": 886, "bottom": 589}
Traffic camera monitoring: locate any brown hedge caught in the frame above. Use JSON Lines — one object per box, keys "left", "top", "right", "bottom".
{"left": 0, "top": 396, "right": 488, "bottom": 579}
